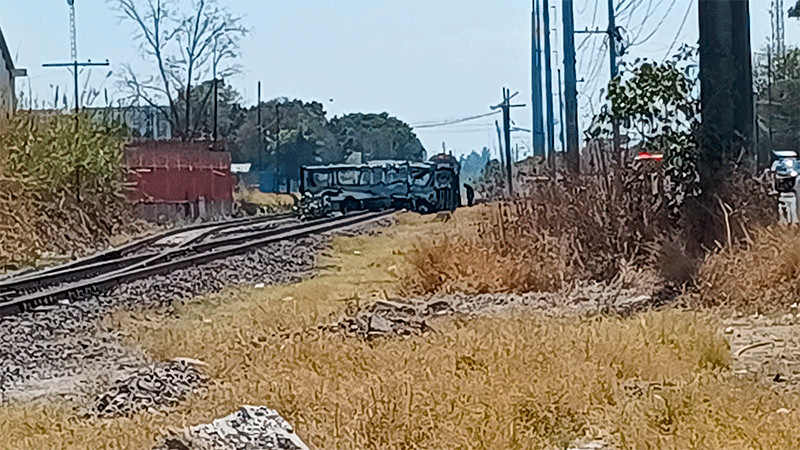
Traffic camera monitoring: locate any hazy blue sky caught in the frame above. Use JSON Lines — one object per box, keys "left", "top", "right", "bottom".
{"left": 1, "top": 0, "right": 797, "bottom": 158}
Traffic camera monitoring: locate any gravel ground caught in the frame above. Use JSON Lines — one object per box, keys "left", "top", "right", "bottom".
{"left": 723, "top": 309, "right": 800, "bottom": 389}
{"left": 0, "top": 216, "right": 395, "bottom": 416}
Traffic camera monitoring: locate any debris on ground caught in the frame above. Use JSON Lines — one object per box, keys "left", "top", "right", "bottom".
{"left": 155, "top": 406, "right": 309, "bottom": 450}
{"left": 330, "top": 281, "right": 660, "bottom": 339}
{"left": 724, "top": 314, "right": 800, "bottom": 389}
{"left": 89, "top": 360, "right": 208, "bottom": 418}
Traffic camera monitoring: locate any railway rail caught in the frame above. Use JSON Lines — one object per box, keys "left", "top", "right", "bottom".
{"left": 0, "top": 210, "right": 394, "bottom": 317}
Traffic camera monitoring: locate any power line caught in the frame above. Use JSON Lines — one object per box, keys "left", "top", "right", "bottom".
{"left": 662, "top": 2, "right": 693, "bottom": 61}
{"left": 412, "top": 110, "right": 500, "bottom": 128}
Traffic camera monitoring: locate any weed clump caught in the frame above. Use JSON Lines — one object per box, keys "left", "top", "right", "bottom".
{"left": 697, "top": 225, "right": 800, "bottom": 313}
{"left": 0, "top": 112, "right": 133, "bottom": 269}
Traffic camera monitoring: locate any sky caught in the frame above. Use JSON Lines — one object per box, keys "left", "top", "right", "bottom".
{"left": 1, "top": 0, "right": 798, "bottom": 159}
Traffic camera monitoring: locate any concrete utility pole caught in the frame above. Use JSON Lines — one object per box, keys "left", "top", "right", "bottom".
{"left": 542, "top": 0, "right": 556, "bottom": 167}
{"left": 562, "top": 0, "right": 580, "bottom": 174}
{"left": 492, "top": 88, "right": 526, "bottom": 197}
{"left": 531, "top": 0, "right": 546, "bottom": 158}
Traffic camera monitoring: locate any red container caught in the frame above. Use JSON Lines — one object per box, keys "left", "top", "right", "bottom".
{"left": 124, "top": 141, "right": 233, "bottom": 204}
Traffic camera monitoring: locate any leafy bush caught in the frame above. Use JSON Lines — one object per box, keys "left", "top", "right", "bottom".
{"left": 0, "top": 112, "right": 131, "bottom": 269}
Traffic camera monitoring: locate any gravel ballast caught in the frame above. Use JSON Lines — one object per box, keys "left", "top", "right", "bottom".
{"left": 0, "top": 235, "right": 327, "bottom": 412}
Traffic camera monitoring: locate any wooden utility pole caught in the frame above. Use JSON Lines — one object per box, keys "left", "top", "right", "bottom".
{"left": 542, "top": 0, "right": 556, "bottom": 167}
{"left": 562, "top": 0, "right": 580, "bottom": 174}
{"left": 492, "top": 88, "right": 526, "bottom": 197}
{"left": 495, "top": 120, "right": 505, "bottom": 171}
{"left": 531, "top": 0, "right": 546, "bottom": 158}
{"left": 695, "top": 0, "right": 753, "bottom": 247}
{"left": 257, "top": 81, "right": 262, "bottom": 170}
{"left": 607, "top": 0, "right": 622, "bottom": 164}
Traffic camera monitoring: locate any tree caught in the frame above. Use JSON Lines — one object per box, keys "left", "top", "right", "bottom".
{"left": 185, "top": 78, "right": 245, "bottom": 140}
{"left": 459, "top": 148, "right": 491, "bottom": 184}
{"left": 755, "top": 46, "right": 800, "bottom": 156}
{"left": 110, "top": 0, "right": 247, "bottom": 139}
{"left": 790, "top": 1, "right": 800, "bottom": 18}
{"left": 586, "top": 46, "right": 700, "bottom": 216}
{"left": 328, "top": 113, "right": 425, "bottom": 162}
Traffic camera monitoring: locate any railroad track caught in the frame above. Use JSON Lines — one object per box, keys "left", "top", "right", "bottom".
{"left": 0, "top": 210, "right": 393, "bottom": 317}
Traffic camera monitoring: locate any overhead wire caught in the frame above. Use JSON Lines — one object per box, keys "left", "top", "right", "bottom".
{"left": 412, "top": 110, "right": 500, "bottom": 129}
{"left": 662, "top": 2, "right": 693, "bottom": 61}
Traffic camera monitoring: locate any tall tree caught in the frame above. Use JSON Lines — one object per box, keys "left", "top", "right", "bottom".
{"left": 328, "top": 113, "right": 426, "bottom": 163}
{"left": 755, "top": 46, "right": 800, "bottom": 156}
{"left": 110, "top": 0, "right": 247, "bottom": 139}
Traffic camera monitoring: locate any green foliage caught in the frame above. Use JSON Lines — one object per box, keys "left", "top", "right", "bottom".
{"left": 328, "top": 112, "right": 425, "bottom": 162}
{"left": 0, "top": 112, "right": 129, "bottom": 269}
{"left": 755, "top": 46, "right": 800, "bottom": 153}
{"left": 459, "top": 147, "right": 491, "bottom": 185}
{"left": 227, "top": 102, "right": 426, "bottom": 187}
{"left": 587, "top": 45, "right": 701, "bottom": 216}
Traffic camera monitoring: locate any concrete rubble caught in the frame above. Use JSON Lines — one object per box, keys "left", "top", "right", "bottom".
{"left": 155, "top": 406, "right": 309, "bottom": 450}
{"left": 331, "top": 283, "right": 658, "bottom": 339}
{"left": 90, "top": 359, "right": 208, "bottom": 418}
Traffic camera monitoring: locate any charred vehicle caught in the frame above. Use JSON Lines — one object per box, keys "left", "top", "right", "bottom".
{"left": 300, "top": 156, "right": 460, "bottom": 214}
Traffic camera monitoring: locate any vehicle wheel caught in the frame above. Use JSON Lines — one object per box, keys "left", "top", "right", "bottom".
{"left": 415, "top": 200, "right": 432, "bottom": 214}
{"left": 341, "top": 198, "right": 359, "bottom": 214}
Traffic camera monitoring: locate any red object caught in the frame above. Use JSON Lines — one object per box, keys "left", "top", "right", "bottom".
{"left": 634, "top": 152, "right": 663, "bottom": 161}
{"left": 123, "top": 141, "right": 233, "bottom": 204}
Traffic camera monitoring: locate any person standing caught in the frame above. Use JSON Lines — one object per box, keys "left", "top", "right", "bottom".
{"left": 463, "top": 183, "right": 475, "bottom": 207}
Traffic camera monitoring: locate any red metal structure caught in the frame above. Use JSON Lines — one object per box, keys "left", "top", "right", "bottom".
{"left": 124, "top": 140, "right": 233, "bottom": 222}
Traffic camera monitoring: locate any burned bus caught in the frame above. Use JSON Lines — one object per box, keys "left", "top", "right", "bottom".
{"left": 300, "top": 156, "right": 460, "bottom": 214}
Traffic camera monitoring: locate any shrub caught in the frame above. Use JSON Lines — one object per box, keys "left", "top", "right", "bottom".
{"left": 0, "top": 112, "right": 131, "bottom": 269}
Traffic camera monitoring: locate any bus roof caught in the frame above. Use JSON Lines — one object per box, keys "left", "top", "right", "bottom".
{"left": 302, "top": 160, "right": 436, "bottom": 171}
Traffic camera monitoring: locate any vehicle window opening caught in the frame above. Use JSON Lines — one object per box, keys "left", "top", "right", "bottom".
{"left": 337, "top": 169, "right": 361, "bottom": 186}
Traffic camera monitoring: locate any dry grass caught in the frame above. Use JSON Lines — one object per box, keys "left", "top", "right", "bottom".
{"left": 4, "top": 212, "right": 800, "bottom": 448}
{"left": 235, "top": 189, "right": 296, "bottom": 208}
{"left": 402, "top": 204, "right": 573, "bottom": 295}
{"left": 402, "top": 177, "right": 664, "bottom": 296}
{"left": 697, "top": 225, "right": 800, "bottom": 313}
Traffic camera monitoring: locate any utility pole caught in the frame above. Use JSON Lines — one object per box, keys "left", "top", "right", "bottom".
{"left": 213, "top": 37, "right": 218, "bottom": 142}
{"left": 43, "top": 0, "right": 110, "bottom": 203}
{"left": 531, "top": 0, "right": 546, "bottom": 158}
{"left": 558, "top": 68, "right": 566, "bottom": 155}
{"left": 696, "top": 0, "right": 753, "bottom": 247}
{"left": 607, "top": 0, "right": 622, "bottom": 164}
{"left": 257, "top": 81, "right": 262, "bottom": 170}
{"left": 492, "top": 88, "right": 526, "bottom": 197}
{"left": 495, "top": 120, "right": 505, "bottom": 170}
{"left": 542, "top": 0, "right": 556, "bottom": 168}
{"left": 768, "top": 45, "right": 773, "bottom": 158}
{"left": 275, "top": 102, "right": 285, "bottom": 192}
{"left": 562, "top": 0, "right": 580, "bottom": 174}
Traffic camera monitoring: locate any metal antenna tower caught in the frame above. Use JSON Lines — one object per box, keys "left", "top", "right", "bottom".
{"left": 68, "top": 0, "right": 77, "bottom": 61}
{"left": 772, "top": 0, "right": 785, "bottom": 57}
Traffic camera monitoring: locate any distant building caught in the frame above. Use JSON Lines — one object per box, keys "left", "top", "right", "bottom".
{"left": 0, "top": 24, "right": 26, "bottom": 115}
{"left": 87, "top": 105, "right": 173, "bottom": 139}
